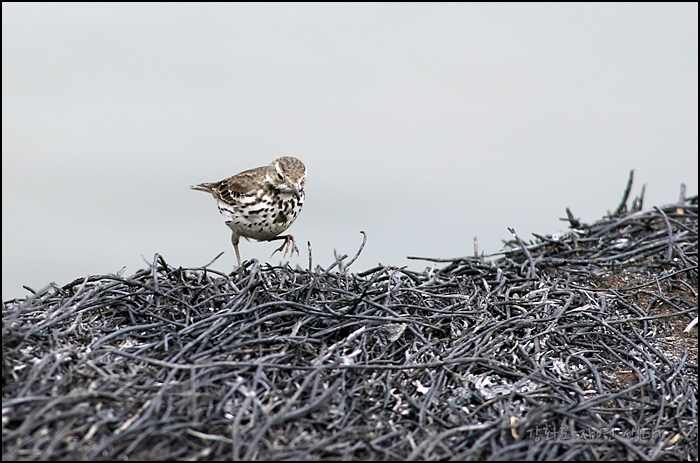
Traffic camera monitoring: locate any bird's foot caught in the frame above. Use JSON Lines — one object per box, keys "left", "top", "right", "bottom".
{"left": 270, "top": 235, "right": 299, "bottom": 259}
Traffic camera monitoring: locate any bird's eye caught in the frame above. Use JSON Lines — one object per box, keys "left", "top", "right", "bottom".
{"left": 277, "top": 172, "right": 284, "bottom": 181}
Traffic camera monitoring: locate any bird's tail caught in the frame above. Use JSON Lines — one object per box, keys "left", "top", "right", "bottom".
{"left": 191, "top": 183, "right": 215, "bottom": 193}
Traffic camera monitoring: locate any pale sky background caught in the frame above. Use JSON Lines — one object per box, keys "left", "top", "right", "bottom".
{"left": 3, "top": 3, "right": 698, "bottom": 301}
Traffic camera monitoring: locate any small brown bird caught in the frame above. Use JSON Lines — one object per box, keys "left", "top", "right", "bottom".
{"left": 192, "top": 157, "right": 307, "bottom": 267}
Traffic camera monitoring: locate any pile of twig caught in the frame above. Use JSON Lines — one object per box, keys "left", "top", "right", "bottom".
{"left": 3, "top": 181, "right": 697, "bottom": 460}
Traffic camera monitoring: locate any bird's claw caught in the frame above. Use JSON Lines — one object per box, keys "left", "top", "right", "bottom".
{"left": 270, "top": 235, "right": 299, "bottom": 259}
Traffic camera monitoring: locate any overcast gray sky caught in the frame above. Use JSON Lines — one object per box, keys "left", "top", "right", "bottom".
{"left": 3, "top": 3, "right": 698, "bottom": 301}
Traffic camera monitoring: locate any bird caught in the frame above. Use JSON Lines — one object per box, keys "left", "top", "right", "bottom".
{"left": 192, "top": 157, "right": 306, "bottom": 267}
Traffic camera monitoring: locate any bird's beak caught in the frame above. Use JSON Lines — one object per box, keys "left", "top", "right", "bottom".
{"left": 293, "top": 184, "right": 301, "bottom": 199}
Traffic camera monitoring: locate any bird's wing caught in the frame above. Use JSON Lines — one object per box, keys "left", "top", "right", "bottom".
{"left": 215, "top": 166, "right": 266, "bottom": 203}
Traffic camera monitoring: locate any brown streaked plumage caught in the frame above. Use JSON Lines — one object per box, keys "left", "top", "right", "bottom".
{"left": 192, "top": 157, "right": 306, "bottom": 267}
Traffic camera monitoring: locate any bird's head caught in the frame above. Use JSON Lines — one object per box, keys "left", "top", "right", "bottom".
{"left": 267, "top": 157, "right": 307, "bottom": 199}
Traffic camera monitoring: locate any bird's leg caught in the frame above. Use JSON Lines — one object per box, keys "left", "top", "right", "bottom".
{"left": 268, "top": 234, "right": 299, "bottom": 258}
{"left": 231, "top": 233, "right": 242, "bottom": 267}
